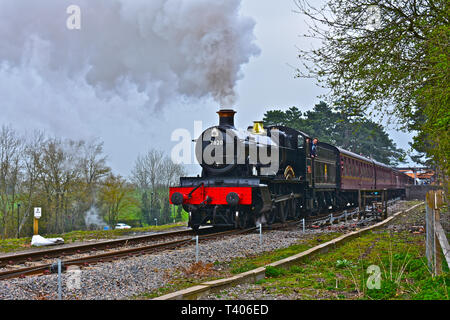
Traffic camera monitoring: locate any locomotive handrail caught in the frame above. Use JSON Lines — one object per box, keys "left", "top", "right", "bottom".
{"left": 187, "top": 182, "right": 204, "bottom": 199}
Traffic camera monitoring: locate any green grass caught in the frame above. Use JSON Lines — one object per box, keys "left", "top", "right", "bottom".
{"left": 251, "top": 230, "right": 449, "bottom": 300}
{"left": 224, "top": 232, "right": 342, "bottom": 274}
{"left": 0, "top": 237, "right": 32, "bottom": 253}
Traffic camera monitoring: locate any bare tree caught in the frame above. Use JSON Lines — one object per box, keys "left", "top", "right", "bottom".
{"left": 70, "top": 139, "right": 111, "bottom": 228}
{"left": 17, "top": 131, "right": 45, "bottom": 237}
{"left": 161, "top": 157, "right": 186, "bottom": 188}
{"left": 0, "top": 124, "right": 115, "bottom": 238}
{"left": 0, "top": 125, "right": 23, "bottom": 238}
{"left": 131, "top": 149, "right": 165, "bottom": 191}
{"left": 37, "top": 138, "right": 83, "bottom": 233}
{"left": 79, "top": 139, "right": 110, "bottom": 188}
{"left": 131, "top": 149, "right": 186, "bottom": 224}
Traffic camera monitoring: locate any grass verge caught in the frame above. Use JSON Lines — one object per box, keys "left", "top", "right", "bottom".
{"left": 134, "top": 231, "right": 343, "bottom": 299}
{"left": 252, "top": 229, "right": 449, "bottom": 300}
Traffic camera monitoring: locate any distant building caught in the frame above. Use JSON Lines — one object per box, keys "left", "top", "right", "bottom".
{"left": 399, "top": 168, "right": 436, "bottom": 185}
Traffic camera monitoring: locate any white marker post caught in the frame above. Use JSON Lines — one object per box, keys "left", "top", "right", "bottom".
{"left": 57, "top": 259, "right": 62, "bottom": 300}
{"left": 33, "top": 207, "right": 42, "bottom": 235}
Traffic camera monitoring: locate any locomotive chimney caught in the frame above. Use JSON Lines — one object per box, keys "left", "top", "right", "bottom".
{"left": 217, "top": 109, "right": 236, "bottom": 127}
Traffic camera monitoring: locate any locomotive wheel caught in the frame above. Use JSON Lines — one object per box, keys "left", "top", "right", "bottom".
{"left": 251, "top": 213, "right": 259, "bottom": 228}
{"left": 279, "top": 202, "right": 287, "bottom": 223}
{"left": 289, "top": 199, "right": 298, "bottom": 219}
{"left": 237, "top": 212, "right": 249, "bottom": 229}
{"left": 190, "top": 210, "right": 203, "bottom": 232}
{"left": 190, "top": 216, "right": 200, "bottom": 233}
{"left": 267, "top": 207, "right": 277, "bottom": 225}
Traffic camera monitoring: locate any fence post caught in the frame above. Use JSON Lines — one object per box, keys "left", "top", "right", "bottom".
{"left": 434, "top": 192, "right": 442, "bottom": 275}
{"left": 302, "top": 218, "right": 305, "bottom": 233}
{"left": 426, "top": 190, "right": 446, "bottom": 276}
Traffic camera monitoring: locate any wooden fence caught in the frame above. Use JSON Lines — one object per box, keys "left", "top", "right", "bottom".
{"left": 425, "top": 190, "right": 449, "bottom": 276}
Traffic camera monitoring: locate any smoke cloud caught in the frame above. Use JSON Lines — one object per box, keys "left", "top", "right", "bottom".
{"left": 0, "top": 0, "right": 260, "bottom": 107}
{"left": 84, "top": 206, "right": 107, "bottom": 229}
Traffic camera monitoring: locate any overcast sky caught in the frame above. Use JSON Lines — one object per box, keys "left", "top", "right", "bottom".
{"left": 0, "top": 0, "right": 415, "bottom": 177}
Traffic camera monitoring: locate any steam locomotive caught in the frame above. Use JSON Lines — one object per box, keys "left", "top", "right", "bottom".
{"left": 170, "top": 109, "right": 413, "bottom": 231}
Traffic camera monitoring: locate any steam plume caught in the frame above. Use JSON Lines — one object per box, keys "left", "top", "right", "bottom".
{"left": 0, "top": 0, "right": 260, "bottom": 107}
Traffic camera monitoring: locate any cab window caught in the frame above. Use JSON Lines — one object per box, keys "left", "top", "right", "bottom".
{"left": 298, "top": 135, "right": 304, "bottom": 149}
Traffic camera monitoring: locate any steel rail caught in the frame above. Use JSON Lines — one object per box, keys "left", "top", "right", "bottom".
{"left": 0, "top": 227, "right": 256, "bottom": 281}
{"left": 0, "top": 227, "right": 217, "bottom": 268}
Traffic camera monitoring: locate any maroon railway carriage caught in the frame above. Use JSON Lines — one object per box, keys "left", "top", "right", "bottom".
{"left": 336, "top": 147, "right": 413, "bottom": 205}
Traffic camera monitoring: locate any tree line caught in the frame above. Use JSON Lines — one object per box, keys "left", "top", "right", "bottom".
{"left": 295, "top": 0, "right": 448, "bottom": 191}
{"left": 0, "top": 125, "right": 185, "bottom": 239}
{"left": 263, "top": 101, "right": 405, "bottom": 165}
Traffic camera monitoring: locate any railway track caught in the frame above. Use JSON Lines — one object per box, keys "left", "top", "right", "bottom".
{"left": 0, "top": 226, "right": 221, "bottom": 268}
{"left": 0, "top": 199, "right": 402, "bottom": 281}
{"left": 0, "top": 227, "right": 259, "bottom": 281}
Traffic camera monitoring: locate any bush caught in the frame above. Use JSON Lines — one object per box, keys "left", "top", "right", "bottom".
{"left": 366, "top": 280, "right": 398, "bottom": 300}
{"left": 231, "top": 262, "right": 257, "bottom": 274}
{"left": 335, "top": 259, "right": 353, "bottom": 268}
